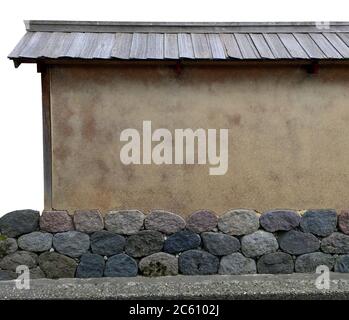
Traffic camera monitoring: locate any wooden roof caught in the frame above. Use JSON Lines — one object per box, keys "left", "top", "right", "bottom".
{"left": 8, "top": 21, "right": 349, "bottom": 64}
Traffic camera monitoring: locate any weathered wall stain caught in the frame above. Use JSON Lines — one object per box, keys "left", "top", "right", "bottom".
{"left": 50, "top": 64, "right": 349, "bottom": 216}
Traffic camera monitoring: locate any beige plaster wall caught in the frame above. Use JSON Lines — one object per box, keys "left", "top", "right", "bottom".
{"left": 50, "top": 63, "right": 349, "bottom": 216}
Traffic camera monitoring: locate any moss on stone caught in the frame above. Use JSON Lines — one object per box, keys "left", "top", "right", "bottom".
{"left": 142, "top": 262, "right": 168, "bottom": 277}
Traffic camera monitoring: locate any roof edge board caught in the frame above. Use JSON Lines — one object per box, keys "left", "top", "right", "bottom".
{"left": 25, "top": 20, "right": 349, "bottom": 34}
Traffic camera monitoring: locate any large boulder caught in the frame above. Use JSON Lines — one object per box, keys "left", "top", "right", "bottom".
{"left": 39, "top": 252, "right": 77, "bottom": 279}
{"left": 40, "top": 210, "right": 74, "bottom": 233}
{"left": 104, "top": 253, "right": 138, "bottom": 277}
{"left": 144, "top": 210, "right": 185, "bottom": 234}
{"left": 201, "top": 232, "right": 240, "bottom": 256}
{"left": 219, "top": 252, "right": 256, "bottom": 275}
{"left": 125, "top": 230, "right": 164, "bottom": 258}
{"left": 76, "top": 253, "right": 105, "bottom": 278}
{"left": 321, "top": 232, "right": 349, "bottom": 254}
{"left": 338, "top": 210, "right": 349, "bottom": 235}
{"left": 179, "top": 250, "right": 219, "bottom": 275}
{"left": 73, "top": 210, "right": 104, "bottom": 233}
{"left": 0, "top": 210, "right": 39, "bottom": 237}
{"left": 18, "top": 232, "right": 52, "bottom": 252}
{"left": 90, "top": 231, "right": 125, "bottom": 256}
{"left": 295, "top": 252, "right": 335, "bottom": 273}
{"left": 300, "top": 209, "right": 337, "bottom": 237}
{"left": 53, "top": 231, "right": 90, "bottom": 258}
{"left": 241, "top": 230, "right": 278, "bottom": 258}
{"left": 104, "top": 210, "right": 144, "bottom": 235}
{"left": 0, "top": 237, "right": 18, "bottom": 258}
{"left": 186, "top": 210, "right": 218, "bottom": 233}
{"left": 257, "top": 252, "right": 294, "bottom": 274}
{"left": 139, "top": 252, "right": 178, "bottom": 276}
{"left": 218, "top": 209, "right": 260, "bottom": 236}
{"left": 260, "top": 210, "right": 300, "bottom": 232}
{"left": 279, "top": 230, "right": 320, "bottom": 255}
{"left": 163, "top": 230, "right": 201, "bottom": 254}
{"left": 334, "top": 255, "right": 349, "bottom": 273}
{"left": 0, "top": 251, "right": 38, "bottom": 271}
{"left": 0, "top": 270, "right": 17, "bottom": 280}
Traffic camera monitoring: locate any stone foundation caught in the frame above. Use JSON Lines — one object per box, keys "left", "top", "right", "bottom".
{"left": 1, "top": 208, "right": 349, "bottom": 280}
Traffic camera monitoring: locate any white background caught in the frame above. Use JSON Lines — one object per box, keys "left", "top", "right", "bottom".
{"left": 0, "top": 0, "right": 348, "bottom": 216}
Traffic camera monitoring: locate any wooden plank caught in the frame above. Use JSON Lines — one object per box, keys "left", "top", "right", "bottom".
{"left": 323, "top": 33, "right": 349, "bottom": 58}
{"left": 90, "top": 33, "right": 115, "bottom": 59}
{"left": 220, "top": 34, "right": 242, "bottom": 58}
{"left": 8, "top": 32, "right": 35, "bottom": 58}
{"left": 40, "top": 33, "right": 76, "bottom": 58}
{"left": 309, "top": 33, "right": 342, "bottom": 58}
{"left": 178, "top": 33, "right": 194, "bottom": 58}
{"left": 78, "top": 33, "right": 101, "bottom": 59}
{"left": 164, "top": 33, "right": 179, "bottom": 59}
{"left": 64, "top": 33, "right": 86, "bottom": 58}
{"left": 26, "top": 20, "right": 349, "bottom": 34}
{"left": 337, "top": 33, "right": 349, "bottom": 48}
{"left": 234, "top": 33, "right": 260, "bottom": 58}
{"left": 207, "top": 34, "right": 226, "bottom": 59}
{"left": 111, "top": 33, "right": 133, "bottom": 59}
{"left": 278, "top": 33, "right": 308, "bottom": 58}
{"left": 293, "top": 33, "right": 325, "bottom": 58}
{"left": 130, "top": 33, "right": 148, "bottom": 59}
{"left": 41, "top": 66, "right": 52, "bottom": 210}
{"left": 191, "top": 33, "right": 211, "bottom": 58}
{"left": 19, "top": 32, "right": 52, "bottom": 58}
{"left": 250, "top": 33, "right": 274, "bottom": 58}
{"left": 146, "top": 33, "right": 164, "bottom": 59}
{"left": 263, "top": 33, "right": 290, "bottom": 58}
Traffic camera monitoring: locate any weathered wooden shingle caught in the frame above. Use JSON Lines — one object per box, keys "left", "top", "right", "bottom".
{"left": 111, "top": 33, "right": 133, "bottom": 59}
{"left": 8, "top": 21, "right": 349, "bottom": 62}
{"left": 178, "top": 33, "right": 194, "bottom": 59}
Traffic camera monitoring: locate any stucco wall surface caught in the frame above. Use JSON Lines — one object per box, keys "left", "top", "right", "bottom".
{"left": 50, "top": 64, "right": 349, "bottom": 215}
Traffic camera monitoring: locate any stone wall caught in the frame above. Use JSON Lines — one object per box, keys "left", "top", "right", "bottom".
{"left": 0, "top": 208, "right": 349, "bottom": 280}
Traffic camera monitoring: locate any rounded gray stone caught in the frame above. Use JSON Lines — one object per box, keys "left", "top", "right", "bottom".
{"left": 241, "top": 230, "right": 278, "bottom": 258}
{"left": 321, "top": 232, "right": 349, "bottom": 254}
{"left": 18, "top": 232, "right": 53, "bottom": 252}
{"left": 186, "top": 210, "right": 218, "bottom": 233}
{"left": 30, "top": 267, "right": 46, "bottom": 279}
{"left": 295, "top": 252, "right": 335, "bottom": 273}
{"left": 179, "top": 250, "right": 219, "bottom": 275}
{"left": 334, "top": 255, "right": 349, "bottom": 273}
{"left": 144, "top": 210, "right": 186, "bottom": 235}
{"left": 90, "top": 230, "right": 125, "bottom": 256}
{"left": 257, "top": 252, "right": 294, "bottom": 274}
{"left": 260, "top": 210, "right": 300, "bottom": 232}
{"left": 104, "top": 253, "right": 138, "bottom": 277}
{"left": 163, "top": 230, "right": 201, "bottom": 254}
{"left": 105, "top": 210, "right": 145, "bottom": 235}
{"left": 0, "top": 270, "right": 17, "bottom": 280}
{"left": 201, "top": 232, "right": 240, "bottom": 256}
{"left": 40, "top": 210, "right": 74, "bottom": 233}
{"left": 0, "top": 251, "right": 38, "bottom": 271}
{"left": 219, "top": 252, "right": 257, "bottom": 275}
{"left": 300, "top": 209, "right": 337, "bottom": 237}
{"left": 0, "top": 237, "right": 18, "bottom": 258}
{"left": 38, "top": 252, "right": 77, "bottom": 279}
{"left": 73, "top": 210, "right": 104, "bottom": 233}
{"left": 279, "top": 230, "right": 320, "bottom": 255}
{"left": 76, "top": 253, "right": 105, "bottom": 278}
{"left": 139, "top": 252, "right": 178, "bottom": 276}
{"left": 0, "top": 210, "right": 40, "bottom": 237}
{"left": 53, "top": 231, "right": 90, "bottom": 258}
{"left": 218, "top": 209, "right": 260, "bottom": 236}
{"left": 126, "top": 230, "right": 164, "bottom": 258}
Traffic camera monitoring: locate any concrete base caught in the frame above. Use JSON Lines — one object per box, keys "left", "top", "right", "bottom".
{"left": 1, "top": 273, "right": 349, "bottom": 300}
